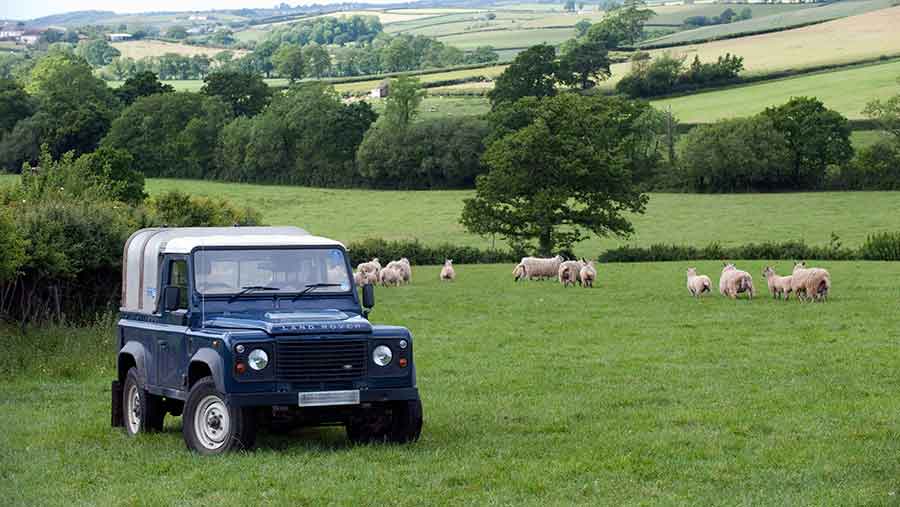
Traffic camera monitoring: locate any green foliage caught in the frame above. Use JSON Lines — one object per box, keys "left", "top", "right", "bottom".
{"left": 0, "top": 210, "right": 26, "bottom": 282}
{"left": 863, "top": 93, "right": 900, "bottom": 142}
{"left": 557, "top": 40, "right": 611, "bottom": 89}
{"left": 616, "top": 52, "right": 744, "bottom": 98}
{"left": 462, "top": 94, "right": 653, "bottom": 255}
{"left": 600, "top": 236, "right": 857, "bottom": 262}
{"left": 347, "top": 238, "right": 518, "bottom": 266}
{"left": 101, "top": 92, "right": 232, "bottom": 179}
{"left": 272, "top": 45, "right": 305, "bottom": 82}
{"left": 761, "top": 97, "right": 854, "bottom": 189}
{"left": 147, "top": 190, "right": 262, "bottom": 227}
{"left": 76, "top": 39, "right": 121, "bottom": 67}
{"left": 384, "top": 76, "right": 424, "bottom": 127}
{"left": 265, "top": 15, "right": 383, "bottom": 47}
{"left": 356, "top": 117, "right": 490, "bottom": 189}
{"left": 860, "top": 232, "right": 900, "bottom": 261}
{"left": 114, "top": 71, "right": 174, "bottom": 106}
{"left": 585, "top": 0, "right": 654, "bottom": 48}
{"left": 488, "top": 44, "right": 557, "bottom": 107}
{"left": 201, "top": 70, "right": 271, "bottom": 117}
{"left": 0, "top": 78, "right": 35, "bottom": 134}
{"left": 303, "top": 44, "right": 331, "bottom": 78}
{"left": 166, "top": 25, "right": 188, "bottom": 39}
{"left": 832, "top": 141, "right": 900, "bottom": 190}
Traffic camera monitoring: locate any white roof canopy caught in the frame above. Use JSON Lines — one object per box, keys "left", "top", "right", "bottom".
{"left": 121, "top": 227, "right": 344, "bottom": 314}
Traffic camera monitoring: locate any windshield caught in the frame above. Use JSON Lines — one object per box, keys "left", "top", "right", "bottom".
{"left": 193, "top": 248, "right": 351, "bottom": 295}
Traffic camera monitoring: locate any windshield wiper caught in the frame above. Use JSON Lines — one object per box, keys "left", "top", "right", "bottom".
{"left": 291, "top": 283, "right": 342, "bottom": 301}
{"left": 228, "top": 286, "right": 280, "bottom": 302}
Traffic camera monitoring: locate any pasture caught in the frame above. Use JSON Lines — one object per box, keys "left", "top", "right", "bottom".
{"left": 111, "top": 40, "right": 249, "bottom": 60}
{"left": 4, "top": 260, "right": 900, "bottom": 505}
{"left": 437, "top": 27, "right": 577, "bottom": 51}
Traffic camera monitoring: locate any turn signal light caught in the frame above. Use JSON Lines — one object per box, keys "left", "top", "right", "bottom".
{"left": 398, "top": 358, "right": 408, "bottom": 368}
{"left": 235, "top": 361, "right": 247, "bottom": 375}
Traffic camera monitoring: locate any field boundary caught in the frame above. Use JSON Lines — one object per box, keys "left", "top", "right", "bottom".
{"left": 633, "top": 18, "right": 837, "bottom": 50}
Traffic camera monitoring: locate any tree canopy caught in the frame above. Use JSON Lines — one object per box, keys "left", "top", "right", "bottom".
{"left": 201, "top": 70, "right": 272, "bottom": 117}
{"left": 488, "top": 44, "right": 558, "bottom": 107}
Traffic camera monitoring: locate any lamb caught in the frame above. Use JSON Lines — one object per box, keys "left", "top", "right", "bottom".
{"left": 580, "top": 261, "right": 597, "bottom": 288}
{"left": 558, "top": 259, "right": 586, "bottom": 287}
{"left": 791, "top": 262, "right": 831, "bottom": 302}
{"left": 685, "top": 267, "right": 711, "bottom": 297}
{"left": 357, "top": 258, "right": 382, "bottom": 277}
{"left": 518, "top": 255, "right": 564, "bottom": 281}
{"left": 762, "top": 266, "right": 793, "bottom": 300}
{"left": 379, "top": 265, "right": 402, "bottom": 287}
{"left": 440, "top": 259, "right": 455, "bottom": 281}
{"left": 385, "top": 258, "right": 412, "bottom": 284}
{"left": 719, "top": 263, "right": 755, "bottom": 300}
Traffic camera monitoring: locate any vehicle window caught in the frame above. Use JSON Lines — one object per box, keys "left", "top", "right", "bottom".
{"left": 193, "top": 249, "right": 351, "bottom": 295}
{"left": 168, "top": 259, "right": 188, "bottom": 310}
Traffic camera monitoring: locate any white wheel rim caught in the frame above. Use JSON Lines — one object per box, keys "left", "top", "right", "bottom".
{"left": 194, "top": 395, "right": 230, "bottom": 450}
{"left": 126, "top": 384, "right": 141, "bottom": 434}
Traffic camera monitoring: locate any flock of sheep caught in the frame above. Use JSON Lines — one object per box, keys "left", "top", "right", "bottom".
{"left": 353, "top": 257, "right": 456, "bottom": 287}
{"left": 687, "top": 262, "right": 832, "bottom": 302}
{"left": 353, "top": 255, "right": 831, "bottom": 302}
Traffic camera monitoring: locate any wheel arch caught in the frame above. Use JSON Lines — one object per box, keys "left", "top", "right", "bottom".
{"left": 188, "top": 347, "right": 226, "bottom": 393}
{"left": 118, "top": 341, "right": 147, "bottom": 383}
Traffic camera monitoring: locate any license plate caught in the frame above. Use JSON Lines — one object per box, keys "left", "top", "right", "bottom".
{"left": 298, "top": 390, "right": 360, "bottom": 407}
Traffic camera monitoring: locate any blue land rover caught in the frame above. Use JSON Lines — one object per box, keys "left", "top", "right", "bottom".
{"left": 110, "top": 226, "right": 422, "bottom": 454}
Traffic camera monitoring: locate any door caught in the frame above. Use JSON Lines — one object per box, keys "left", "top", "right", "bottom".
{"left": 157, "top": 257, "right": 190, "bottom": 390}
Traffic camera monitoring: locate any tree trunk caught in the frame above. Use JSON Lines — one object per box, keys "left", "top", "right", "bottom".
{"left": 538, "top": 227, "right": 553, "bottom": 257}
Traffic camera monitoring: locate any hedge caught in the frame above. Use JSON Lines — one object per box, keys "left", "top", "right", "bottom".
{"left": 347, "top": 238, "right": 520, "bottom": 267}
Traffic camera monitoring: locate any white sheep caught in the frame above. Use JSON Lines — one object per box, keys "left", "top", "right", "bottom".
{"left": 512, "top": 263, "right": 527, "bottom": 282}
{"left": 762, "top": 266, "right": 793, "bottom": 300}
{"left": 357, "top": 258, "right": 382, "bottom": 277}
{"left": 519, "top": 255, "right": 564, "bottom": 281}
{"left": 580, "top": 261, "right": 597, "bottom": 288}
{"left": 791, "top": 262, "right": 831, "bottom": 302}
{"left": 558, "top": 260, "right": 585, "bottom": 287}
{"left": 685, "top": 267, "right": 711, "bottom": 297}
{"left": 386, "top": 258, "right": 412, "bottom": 284}
{"left": 379, "top": 266, "right": 402, "bottom": 287}
{"left": 719, "top": 263, "right": 755, "bottom": 300}
{"left": 440, "top": 259, "right": 455, "bottom": 281}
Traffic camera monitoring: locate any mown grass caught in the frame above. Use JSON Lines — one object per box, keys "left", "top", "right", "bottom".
{"left": 3, "top": 261, "right": 900, "bottom": 505}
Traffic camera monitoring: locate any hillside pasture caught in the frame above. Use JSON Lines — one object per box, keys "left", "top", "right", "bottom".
{"left": 331, "top": 65, "right": 507, "bottom": 94}
{"left": 646, "top": 2, "right": 816, "bottom": 25}
{"left": 437, "top": 27, "right": 576, "bottom": 50}
{"left": 111, "top": 40, "right": 249, "bottom": 59}
{"left": 4, "top": 260, "right": 900, "bottom": 505}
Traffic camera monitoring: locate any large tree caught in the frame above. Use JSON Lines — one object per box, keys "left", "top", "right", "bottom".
{"left": 115, "top": 71, "right": 174, "bottom": 106}
{"left": 558, "top": 40, "right": 611, "bottom": 89}
{"left": 461, "top": 94, "right": 655, "bottom": 255}
{"left": 272, "top": 45, "right": 305, "bottom": 82}
{"left": 383, "top": 76, "right": 424, "bottom": 127}
{"left": 487, "top": 44, "right": 558, "bottom": 108}
{"left": 761, "top": 97, "right": 853, "bottom": 189}
{"left": 0, "top": 78, "right": 34, "bottom": 134}
{"left": 303, "top": 44, "right": 331, "bottom": 78}
{"left": 201, "top": 70, "right": 272, "bottom": 117}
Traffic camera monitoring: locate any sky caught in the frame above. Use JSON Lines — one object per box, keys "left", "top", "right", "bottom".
{"left": 1, "top": 0, "right": 409, "bottom": 21}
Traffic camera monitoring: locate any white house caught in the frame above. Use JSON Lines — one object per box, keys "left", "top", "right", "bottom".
{"left": 106, "top": 33, "right": 132, "bottom": 42}
{"left": 0, "top": 29, "right": 24, "bottom": 40}
{"left": 370, "top": 80, "right": 390, "bottom": 99}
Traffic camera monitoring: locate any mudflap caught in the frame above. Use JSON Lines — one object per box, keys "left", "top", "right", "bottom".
{"left": 111, "top": 380, "right": 124, "bottom": 427}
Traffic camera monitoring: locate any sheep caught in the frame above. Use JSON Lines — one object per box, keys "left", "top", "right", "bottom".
{"left": 357, "top": 258, "right": 382, "bottom": 277}
{"left": 791, "top": 262, "right": 831, "bottom": 302}
{"left": 719, "top": 263, "right": 755, "bottom": 300}
{"left": 354, "top": 270, "right": 378, "bottom": 287}
{"left": 379, "top": 266, "right": 402, "bottom": 287}
{"left": 518, "top": 255, "right": 564, "bottom": 281}
{"left": 512, "top": 263, "right": 527, "bottom": 282}
{"left": 440, "top": 259, "right": 455, "bottom": 281}
{"left": 762, "top": 266, "right": 793, "bottom": 300}
{"left": 385, "top": 258, "right": 412, "bottom": 284}
{"left": 685, "top": 267, "right": 711, "bottom": 297}
{"left": 580, "top": 261, "right": 597, "bottom": 288}
{"left": 558, "top": 259, "right": 586, "bottom": 287}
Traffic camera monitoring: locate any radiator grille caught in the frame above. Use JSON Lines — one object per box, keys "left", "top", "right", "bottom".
{"left": 276, "top": 339, "right": 367, "bottom": 384}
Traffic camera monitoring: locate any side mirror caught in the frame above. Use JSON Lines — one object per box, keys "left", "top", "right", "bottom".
{"left": 362, "top": 283, "right": 375, "bottom": 311}
{"left": 163, "top": 286, "right": 182, "bottom": 312}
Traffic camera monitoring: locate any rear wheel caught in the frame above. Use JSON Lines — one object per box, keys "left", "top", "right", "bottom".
{"left": 182, "top": 376, "right": 256, "bottom": 455}
{"left": 122, "top": 367, "right": 164, "bottom": 436}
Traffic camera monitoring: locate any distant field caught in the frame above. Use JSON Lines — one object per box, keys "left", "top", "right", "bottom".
{"left": 301, "top": 9, "right": 440, "bottom": 24}
{"left": 369, "top": 96, "right": 492, "bottom": 120}
{"left": 641, "top": 0, "right": 899, "bottom": 47}
{"left": 646, "top": 2, "right": 815, "bottom": 25}
{"left": 851, "top": 130, "right": 891, "bottom": 150}
{"left": 653, "top": 58, "right": 900, "bottom": 122}
{"left": 437, "top": 27, "right": 576, "bottom": 50}
{"left": 331, "top": 65, "right": 507, "bottom": 93}
{"left": 111, "top": 40, "right": 249, "bottom": 59}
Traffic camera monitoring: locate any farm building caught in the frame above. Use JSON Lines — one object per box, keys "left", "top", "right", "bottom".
{"left": 370, "top": 80, "right": 390, "bottom": 99}
{"left": 106, "top": 33, "right": 132, "bottom": 42}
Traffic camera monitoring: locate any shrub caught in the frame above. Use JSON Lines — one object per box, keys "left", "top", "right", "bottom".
{"left": 831, "top": 141, "right": 900, "bottom": 190}
{"left": 148, "top": 190, "right": 262, "bottom": 227}
{"left": 599, "top": 237, "right": 860, "bottom": 263}
{"left": 347, "top": 238, "right": 519, "bottom": 266}
{"left": 860, "top": 232, "right": 900, "bottom": 261}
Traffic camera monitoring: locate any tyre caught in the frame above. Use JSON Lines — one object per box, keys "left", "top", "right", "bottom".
{"left": 389, "top": 399, "right": 423, "bottom": 444}
{"left": 122, "top": 367, "right": 165, "bottom": 436}
{"left": 182, "top": 376, "right": 256, "bottom": 455}
{"left": 346, "top": 399, "right": 423, "bottom": 444}
{"left": 346, "top": 408, "right": 391, "bottom": 444}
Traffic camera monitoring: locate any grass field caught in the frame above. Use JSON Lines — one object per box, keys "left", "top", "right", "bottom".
{"left": 331, "top": 65, "right": 507, "bottom": 94}
{"left": 646, "top": 2, "right": 815, "bottom": 25}
{"left": 111, "top": 40, "right": 249, "bottom": 59}
{"left": 654, "top": 58, "right": 900, "bottom": 122}
{"left": 641, "top": 0, "right": 898, "bottom": 47}
{"left": 5, "top": 260, "right": 900, "bottom": 505}
{"left": 437, "top": 27, "right": 576, "bottom": 50}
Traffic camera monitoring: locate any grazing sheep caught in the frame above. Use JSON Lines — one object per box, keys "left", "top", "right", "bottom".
{"left": 685, "top": 267, "right": 711, "bottom": 297}
{"left": 519, "top": 255, "right": 564, "bottom": 281}
{"left": 762, "top": 266, "right": 793, "bottom": 300}
{"left": 791, "top": 262, "right": 831, "bottom": 302}
{"left": 379, "top": 266, "right": 402, "bottom": 287}
{"left": 512, "top": 263, "right": 527, "bottom": 282}
{"left": 558, "top": 260, "right": 586, "bottom": 287}
{"left": 719, "top": 263, "right": 755, "bottom": 300}
{"left": 580, "top": 261, "right": 597, "bottom": 288}
{"left": 357, "top": 258, "right": 382, "bottom": 277}
{"left": 440, "top": 259, "right": 455, "bottom": 281}
{"left": 386, "top": 258, "right": 412, "bottom": 284}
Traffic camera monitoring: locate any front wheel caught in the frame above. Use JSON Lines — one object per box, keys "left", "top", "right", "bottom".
{"left": 347, "top": 399, "right": 423, "bottom": 444}
{"left": 182, "top": 377, "right": 256, "bottom": 455}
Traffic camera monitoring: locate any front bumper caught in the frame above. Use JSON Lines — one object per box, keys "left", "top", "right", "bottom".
{"left": 227, "top": 387, "right": 420, "bottom": 407}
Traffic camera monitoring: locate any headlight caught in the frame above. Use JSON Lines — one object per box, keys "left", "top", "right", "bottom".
{"left": 373, "top": 345, "right": 392, "bottom": 367}
{"left": 248, "top": 349, "right": 269, "bottom": 371}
